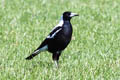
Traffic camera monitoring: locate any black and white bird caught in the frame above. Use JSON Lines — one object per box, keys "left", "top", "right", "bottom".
{"left": 25, "top": 11, "right": 79, "bottom": 67}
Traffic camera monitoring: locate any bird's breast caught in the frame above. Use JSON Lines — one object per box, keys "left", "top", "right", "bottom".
{"left": 62, "top": 24, "right": 72, "bottom": 38}
{"left": 48, "top": 21, "right": 73, "bottom": 53}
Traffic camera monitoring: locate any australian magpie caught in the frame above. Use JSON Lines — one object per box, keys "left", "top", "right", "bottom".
{"left": 25, "top": 11, "right": 79, "bottom": 67}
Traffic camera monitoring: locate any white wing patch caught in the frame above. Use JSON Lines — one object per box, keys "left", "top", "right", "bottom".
{"left": 47, "top": 15, "right": 64, "bottom": 39}
{"left": 47, "top": 28, "right": 62, "bottom": 38}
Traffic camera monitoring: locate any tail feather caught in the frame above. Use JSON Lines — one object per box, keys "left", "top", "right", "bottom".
{"left": 25, "top": 53, "right": 37, "bottom": 60}
{"left": 25, "top": 45, "right": 48, "bottom": 60}
{"left": 25, "top": 50, "right": 40, "bottom": 60}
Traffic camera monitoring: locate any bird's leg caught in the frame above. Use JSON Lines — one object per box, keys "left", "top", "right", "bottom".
{"left": 52, "top": 52, "right": 61, "bottom": 68}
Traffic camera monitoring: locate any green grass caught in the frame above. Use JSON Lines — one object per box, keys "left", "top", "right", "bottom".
{"left": 0, "top": 0, "right": 120, "bottom": 79}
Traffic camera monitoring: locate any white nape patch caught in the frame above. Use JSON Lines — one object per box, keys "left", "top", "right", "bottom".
{"left": 47, "top": 28, "right": 62, "bottom": 38}
{"left": 47, "top": 16, "right": 64, "bottom": 39}
{"left": 34, "top": 45, "right": 48, "bottom": 54}
{"left": 55, "top": 15, "right": 64, "bottom": 27}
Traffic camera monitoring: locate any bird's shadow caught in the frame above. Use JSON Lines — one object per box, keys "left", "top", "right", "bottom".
{"left": 25, "top": 60, "right": 53, "bottom": 69}
{"left": 25, "top": 60, "right": 62, "bottom": 71}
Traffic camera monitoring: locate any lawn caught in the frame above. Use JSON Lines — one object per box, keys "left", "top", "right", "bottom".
{"left": 0, "top": 0, "right": 120, "bottom": 79}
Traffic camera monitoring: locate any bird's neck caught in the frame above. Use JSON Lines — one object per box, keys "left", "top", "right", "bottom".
{"left": 63, "top": 20, "right": 72, "bottom": 35}
{"left": 64, "top": 20, "right": 72, "bottom": 27}
{"left": 57, "top": 16, "right": 71, "bottom": 28}
{"left": 56, "top": 17, "right": 64, "bottom": 27}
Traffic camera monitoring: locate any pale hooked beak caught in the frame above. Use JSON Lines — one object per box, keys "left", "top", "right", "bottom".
{"left": 70, "top": 13, "right": 79, "bottom": 17}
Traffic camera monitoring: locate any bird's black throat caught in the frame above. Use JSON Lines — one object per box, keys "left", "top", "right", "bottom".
{"left": 62, "top": 20, "right": 72, "bottom": 37}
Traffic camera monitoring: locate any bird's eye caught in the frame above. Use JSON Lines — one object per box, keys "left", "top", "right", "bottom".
{"left": 67, "top": 13, "right": 70, "bottom": 17}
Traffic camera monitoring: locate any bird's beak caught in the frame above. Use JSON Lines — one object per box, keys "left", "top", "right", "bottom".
{"left": 70, "top": 13, "right": 79, "bottom": 17}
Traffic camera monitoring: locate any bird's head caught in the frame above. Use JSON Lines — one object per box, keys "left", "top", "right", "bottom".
{"left": 62, "top": 11, "right": 79, "bottom": 21}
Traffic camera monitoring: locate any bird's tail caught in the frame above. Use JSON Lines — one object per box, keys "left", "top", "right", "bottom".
{"left": 25, "top": 45, "right": 48, "bottom": 60}
{"left": 25, "top": 50, "right": 40, "bottom": 60}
